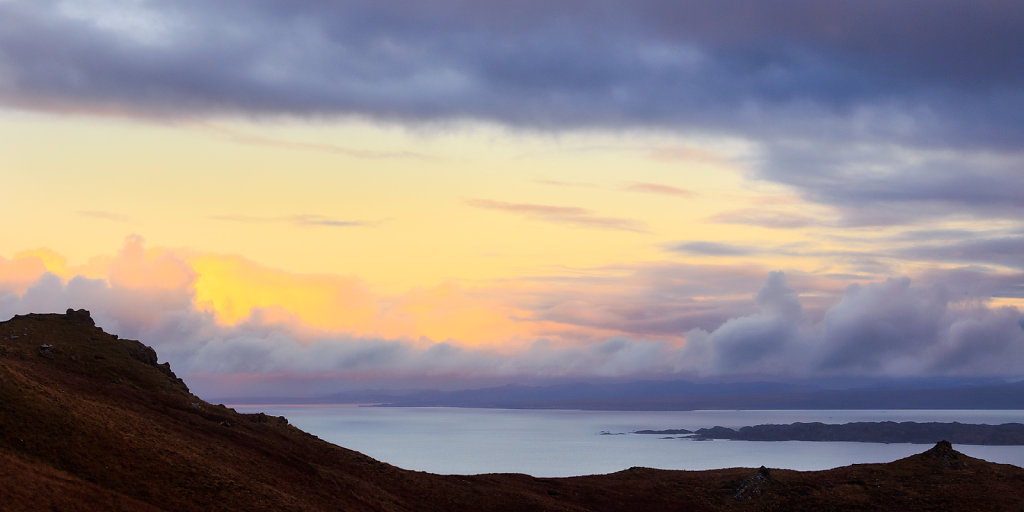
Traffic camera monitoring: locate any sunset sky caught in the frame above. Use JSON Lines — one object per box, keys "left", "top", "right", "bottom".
{"left": 2, "top": 1, "right": 1023, "bottom": 397}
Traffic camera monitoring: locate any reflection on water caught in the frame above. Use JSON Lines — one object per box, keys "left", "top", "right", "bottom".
{"left": 232, "top": 406, "right": 1024, "bottom": 477}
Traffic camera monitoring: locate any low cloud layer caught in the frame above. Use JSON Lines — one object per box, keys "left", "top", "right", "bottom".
{"left": 2, "top": 239, "right": 1022, "bottom": 397}
{"left": 683, "top": 272, "right": 1024, "bottom": 378}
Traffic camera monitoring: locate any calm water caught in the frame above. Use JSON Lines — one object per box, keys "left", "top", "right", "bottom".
{"left": 232, "top": 406, "right": 1024, "bottom": 477}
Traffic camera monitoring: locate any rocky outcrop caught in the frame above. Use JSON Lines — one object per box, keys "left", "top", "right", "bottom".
{"left": 732, "top": 466, "right": 771, "bottom": 501}
{"left": 923, "top": 440, "right": 968, "bottom": 469}
{"left": 64, "top": 308, "right": 95, "bottom": 327}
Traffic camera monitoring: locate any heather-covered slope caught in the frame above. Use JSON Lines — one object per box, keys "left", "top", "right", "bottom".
{"left": 2, "top": 310, "right": 1023, "bottom": 511}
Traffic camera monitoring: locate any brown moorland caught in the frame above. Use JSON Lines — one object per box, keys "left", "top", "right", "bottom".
{"left": 2, "top": 310, "right": 1024, "bottom": 511}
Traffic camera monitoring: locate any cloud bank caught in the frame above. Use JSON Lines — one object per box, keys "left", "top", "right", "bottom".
{"left": 2, "top": 239, "right": 1022, "bottom": 397}
{"left": 2, "top": 1, "right": 1020, "bottom": 143}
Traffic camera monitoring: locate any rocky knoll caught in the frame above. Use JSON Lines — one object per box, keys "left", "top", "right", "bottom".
{"left": 2, "top": 310, "right": 1024, "bottom": 511}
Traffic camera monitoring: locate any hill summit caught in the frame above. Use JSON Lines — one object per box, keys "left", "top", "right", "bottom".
{"left": 2, "top": 310, "right": 1023, "bottom": 511}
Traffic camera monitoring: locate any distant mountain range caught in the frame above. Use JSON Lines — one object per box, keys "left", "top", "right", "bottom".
{"left": 221, "top": 377, "right": 1024, "bottom": 411}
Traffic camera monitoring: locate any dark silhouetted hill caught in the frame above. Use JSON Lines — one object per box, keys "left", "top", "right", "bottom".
{"left": 2, "top": 310, "right": 1024, "bottom": 511}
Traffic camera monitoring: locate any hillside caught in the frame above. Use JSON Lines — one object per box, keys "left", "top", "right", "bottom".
{"left": 2, "top": 310, "right": 1024, "bottom": 511}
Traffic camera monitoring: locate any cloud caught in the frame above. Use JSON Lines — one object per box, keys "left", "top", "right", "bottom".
{"left": 624, "top": 182, "right": 695, "bottom": 197}
{"left": 682, "top": 272, "right": 1024, "bottom": 378}
{"left": 681, "top": 271, "right": 803, "bottom": 374}
{"left": 210, "top": 214, "right": 372, "bottom": 228}
{"left": 518, "top": 262, "right": 835, "bottom": 338}
{"left": 756, "top": 143, "right": 1024, "bottom": 226}
{"left": 466, "top": 199, "right": 648, "bottom": 232}
{"left": 535, "top": 179, "right": 598, "bottom": 189}
{"left": 78, "top": 210, "right": 131, "bottom": 222}
{"left": 894, "top": 236, "right": 1024, "bottom": 271}
{"left": 815, "top": 278, "right": 949, "bottom": 372}
{"left": 2, "top": 238, "right": 1023, "bottom": 397}
{"left": 889, "top": 229, "right": 994, "bottom": 243}
{"left": 709, "top": 209, "right": 818, "bottom": 229}
{"left": 670, "top": 241, "right": 756, "bottom": 256}
{"left": 0, "top": 253, "right": 51, "bottom": 296}
{"left": 647, "top": 146, "right": 729, "bottom": 164}
{"left": 199, "top": 123, "right": 432, "bottom": 160}
{"left": 0, "top": 262, "right": 691, "bottom": 396}
{"left": 2, "top": 0, "right": 1021, "bottom": 150}
{"left": 287, "top": 215, "right": 369, "bottom": 228}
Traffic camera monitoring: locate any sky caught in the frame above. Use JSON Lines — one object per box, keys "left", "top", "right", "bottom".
{"left": 2, "top": 0, "right": 1023, "bottom": 397}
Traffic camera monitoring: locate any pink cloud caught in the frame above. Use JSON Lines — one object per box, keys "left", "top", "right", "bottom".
{"left": 624, "top": 182, "right": 696, "bottom": 197}
{"left": 466, "top": 199, "right": 649, "bottom": 232}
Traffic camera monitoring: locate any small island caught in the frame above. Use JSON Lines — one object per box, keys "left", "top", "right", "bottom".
{"left": 634, "top": 421, "right": 1024, "bottom": 445}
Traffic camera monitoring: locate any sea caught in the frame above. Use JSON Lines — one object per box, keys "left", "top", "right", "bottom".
{"left": 231, "top": 406, "right": 1024, "bottom": 477}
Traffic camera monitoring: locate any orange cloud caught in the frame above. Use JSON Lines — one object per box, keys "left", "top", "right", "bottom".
{"left": 624, "top": 182, "right": 696, "bottom": 197}
{"left": 189, "top": 254, "right": 377, "bottom": 334}
{"left": 109, "top": 235, "right": 195, "bottom": 292}
{"left": 188, "top": 253, "right": 538, "bottom": 345}
{"left": 379, "top": 282, "right": 537, "bottom": 345}
{"left": 1, "top": 237, "right": 705, "bottom": 350}
{"left": 0, "top": 251, "right": 52, "bottom": 295}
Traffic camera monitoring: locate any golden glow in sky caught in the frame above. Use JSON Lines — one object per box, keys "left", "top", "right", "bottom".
{"left": 3, "top": 1, "right": 1023, "bottom": 395}
{"left": 2, "top": 111, "right": 1018, "bottom": 349}
{"left": 2, "top": 111, "right": 848, "bottom": 344}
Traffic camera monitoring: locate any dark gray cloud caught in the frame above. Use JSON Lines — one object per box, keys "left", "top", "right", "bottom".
{"left": 756, "top": 143, "right": 1024, "bottom": 225}
{"left": 895, "top": 236, "right": 1024, "bottom": 270}
{"left": 890, "top": 229, "right": 995, "bottom": 243}
{"left": 2, "top": 0, "right": 1022, "bottom": 148}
